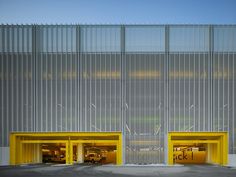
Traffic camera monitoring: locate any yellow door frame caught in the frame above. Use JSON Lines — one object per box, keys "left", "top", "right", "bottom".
{"left": 10, "top": 132, "right": 122, "bottom": 165}
{"left": 168, "top": 132, "right": 228, "bottom": 166}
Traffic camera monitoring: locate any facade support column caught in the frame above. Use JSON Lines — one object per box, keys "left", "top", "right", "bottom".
{"left": 77, "top": 143, "right": 84, "bottom": 163}
{"left": 164, "top": 25, "right": 170, "bottom": 164}
{"left": 121, "top": 25, "right": 125, "bottom": 165}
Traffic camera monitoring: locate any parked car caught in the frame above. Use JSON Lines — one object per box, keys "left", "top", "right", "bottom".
{"left": 84, "top": 153, "right": 102, "bottom": 163}
{"left": 51, "top": 155, "right": 66, "bottom": 163}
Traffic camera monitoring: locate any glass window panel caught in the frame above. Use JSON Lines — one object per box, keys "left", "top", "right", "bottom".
{"left": 169, "top": 26, "right": 209, "bottom": 52}
{"left": 214, "top": 26, "right": 236, "bottom": 52}
{"left": 81, "top": 26, "right": 121, "bottom": 52}
{"left": 125, "top": 26, "right": 165, "bottom": 52}
{"left": 39, "top": 26, "right": 76, "bottom": 52}
{"left": 0, "top": 26, "right": 32, "bottom": 53}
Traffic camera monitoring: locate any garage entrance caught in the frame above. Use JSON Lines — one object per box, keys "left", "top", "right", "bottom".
{"left": 173, "top": 143, "right": 207, "bottom": 164}
{"left": 77, "top": 143, "right": 117, "bottom": 164}
{"left": 168, "top": 132, "right": 228, "bottom": 165}
{"left": 42, "top": 143, "right": 66, "bottom": 163}
{"left": 71, "top": 141, "right": 118, "bottom": 165}
{"left": 10, "top": 132, "right": 122, "bottom": 165}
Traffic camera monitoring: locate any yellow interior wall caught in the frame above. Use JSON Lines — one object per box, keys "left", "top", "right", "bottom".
{"left": 21, "top": 144, "right": 42, "bottom": 164}
{"left": 105, "top": 151, "right": 117, "bottom": 164}
{"left": 207, "top": 144, "right": 218, "bottom": 164}
{"left": 174, "top": 150, "right": 206, "bottom": 164}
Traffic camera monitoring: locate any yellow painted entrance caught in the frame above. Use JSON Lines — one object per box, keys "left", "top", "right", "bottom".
{"left": 168, "top": 132, "right": 228, "bottom": 166}
{"left": 10, "top": 132, "right": 122, "bottom": 165}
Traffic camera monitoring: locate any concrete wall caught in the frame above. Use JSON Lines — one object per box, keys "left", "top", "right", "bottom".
{"left": 0, "top": 147, "right": 9, "bottom": 165}
{"left": 228, "top": 154, "right": 236, "bottom": 167}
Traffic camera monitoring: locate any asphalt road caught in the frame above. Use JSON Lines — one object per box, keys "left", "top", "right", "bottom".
{"left": 0, "top": 164, "right": 235, "bottom": 177}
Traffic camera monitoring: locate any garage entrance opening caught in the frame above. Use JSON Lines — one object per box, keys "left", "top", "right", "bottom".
{"left": 10, "top": 132, "right": 122, "bottom": 165}
{"left": 168, "top": 132, "right": 228, "bottom": 166}
{"left": 83, "top": 144, "right": 117, "bottom": 164}
{"left": 173, "top": 143, "right": 207, "bottom": 164}
{"left": 71, "top": 141, "right": 118, "bottom": 165}
{"left": 42, "top": 143, "right": 66, "bottom": 164}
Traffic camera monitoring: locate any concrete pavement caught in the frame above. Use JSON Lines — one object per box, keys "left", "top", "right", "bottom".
{"left": 0, "top": 164, "right": 235, "bottom": 177}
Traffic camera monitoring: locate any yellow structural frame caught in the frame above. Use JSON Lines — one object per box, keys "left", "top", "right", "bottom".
{"left": 168, "top": 132, "right": 228, "bottom": 166}
{"left": 10, "top": 132, "right": 123, "bottom": 165}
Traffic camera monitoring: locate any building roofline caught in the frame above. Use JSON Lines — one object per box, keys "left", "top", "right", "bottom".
{"left": 1, "top": 23, "right": 236, "bottom": 27}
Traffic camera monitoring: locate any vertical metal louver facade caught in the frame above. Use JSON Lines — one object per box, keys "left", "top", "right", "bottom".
{"left": 168, "top": 26, "right": 211, "bottom": 132}
{"left": 0, "top": 24, "right": 236, "bottom": 165}
{"left": 35, "top": 25, "right": 78, "bottom": 132}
